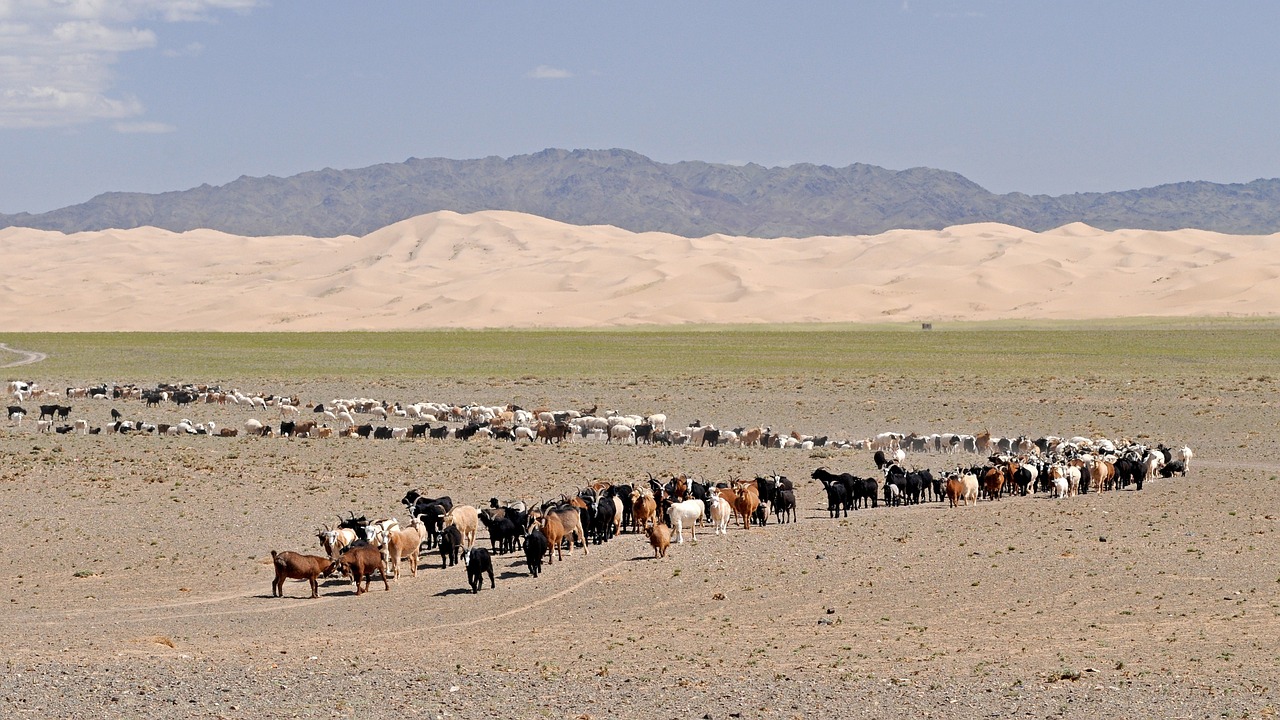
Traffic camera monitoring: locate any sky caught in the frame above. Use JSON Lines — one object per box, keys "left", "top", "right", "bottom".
{"left": 2, "top": 1, "right": 1279, "bottom": 214}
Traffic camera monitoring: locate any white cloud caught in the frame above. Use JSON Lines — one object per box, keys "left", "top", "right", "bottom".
{"left": 112, "top": 119, "right": 175, "bottom": 133}
{"left": 527, "top": 64, "right": 571, "bottom": 80}
{"left": 0, "top": 1, "right": 257, "bottom": 129}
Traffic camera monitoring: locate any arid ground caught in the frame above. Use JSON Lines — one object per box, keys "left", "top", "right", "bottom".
{"left": 2, "top": 339, "right": 1279, "bottom": 719}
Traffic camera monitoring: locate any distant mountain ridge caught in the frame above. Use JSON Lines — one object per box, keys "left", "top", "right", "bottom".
{"left": 5, "top": 148, "right": 1280, "bottom": 237}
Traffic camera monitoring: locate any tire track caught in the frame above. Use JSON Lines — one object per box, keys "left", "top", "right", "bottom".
{"left": 0, "top": 343, "right": 47, "bottom": 369}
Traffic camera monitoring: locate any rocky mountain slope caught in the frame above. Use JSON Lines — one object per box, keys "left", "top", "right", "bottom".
{"left": 5, "top": 148, "right": 1280, "bottom": 237}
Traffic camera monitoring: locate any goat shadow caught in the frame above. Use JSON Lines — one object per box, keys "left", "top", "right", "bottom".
{"left": 435, "top": 587, "right": 484, "bottom": 597}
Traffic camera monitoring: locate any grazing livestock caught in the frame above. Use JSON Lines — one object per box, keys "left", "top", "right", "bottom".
{"left": 978, "top": 467, "right": 1004, "bottom": 500}
{"left": 535, "top": 511, "right": 568, "bottom": 565}
{"left": 539, "top": 505, "right": 589, "bottom": 560}
{"left": 666, "top": 498, "right": 705, "bottom": 543}
{"left": 479, "top": 509, "right": 520, "bottom": 554}
{"left": 462, "top": 547, "right": 495, "bottom": 593}
{"left": 39, "top": 404, "right": 70, "bottom": 421}
{"left": 708, "top": 495, "right": 732, "bottom": 535}
{"left": 316, "top": 525, "right": 358, "bottom": 561}
{"left": 442, "top": 505, "right": 480, "bottom": 550}
{"left": 524, "top": 528, "right": 548, "bottom": 577}
{"left": 770, "top": 486, "right": 797, "bottom": 523}
{"left": 819, "top": 478, "right": 848, "bottom": 518}
{"left": 336, "top": 543, "right": 390, "bottom": 595}
{"left": 944, "top": 474, "right": 965, "bottom": 507}
{"left": 848, "top": 476, "right": 879, "bottom": 510}
{"left": 438, "top": 525, "right": 463, "bottom": 568}
{"left": 1177, "top": 445, "right": 1194, "bottom": 468}
{"left": 386, "top": 519, "right": 427, "bottom": 578}
{"left": 270, "top": 550, "right": 335, "bottom": 598}
{"left": 1159, "top": 460, "right": 1187, "bottom": 478}
{"left": 731, "top": 483, "right": 760, "bottom": 531}
{"left": 1047, "top": 465, "right": 1069, "bottom": 499}
{"left": 961, "top": 472, "right": 979, "bottom": 504}
{"left": 646, "top": 522, "right": 672, "bottom": 558}
{"left": 630, "top": 487, "right": 658, "bottom": 533}
{"left": 403, "top": 492, "right": 453, "bottom": 549}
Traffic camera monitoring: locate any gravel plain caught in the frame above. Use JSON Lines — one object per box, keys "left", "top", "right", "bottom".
{"left": 1, "top": 370, "right": 1278, "bottom": 719}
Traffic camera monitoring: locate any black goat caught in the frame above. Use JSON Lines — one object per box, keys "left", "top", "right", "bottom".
{"left": 439, "top": 525, "right": 463, "bottom": 568}
{"left": 524, "top": 528, "right": 548, "bottom": 577}
{"left": 463, "top": 547, "right": 495, "bottom": 593}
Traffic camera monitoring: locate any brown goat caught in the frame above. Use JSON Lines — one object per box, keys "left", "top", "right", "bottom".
{"left": 270, "top": 550, "right": 335, "bottom": 599}
{"left": 945, "top": 475, "right": 965, "bottom": 508}
{"left": 630, "top": 487, "right": 657, "bottom": 533}
{"left": 537, "top": 511, "right": 566, "bottom": 564}
{"left": 337, "top": 543, "right": 390, "bottom": 595}
{"left": 545, "top": 504, "right": 588, "bottom": 557}
{"left": 731, "top": 482, "right": 760, "bottom": 531}
{"left": 646, "top": 522, "right": 672, "bottom": 558}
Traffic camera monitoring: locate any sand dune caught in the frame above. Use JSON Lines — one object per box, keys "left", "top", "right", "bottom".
{"left": 1, "top": 211, "right": 1277, "bottom": 331}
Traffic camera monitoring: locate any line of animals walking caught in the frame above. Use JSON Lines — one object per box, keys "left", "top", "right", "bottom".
{"left": 272, "top": 431, "right": 1193, "bottom": 599}
{"left": 272, "top": 471, "right": 796, "bottom": 598}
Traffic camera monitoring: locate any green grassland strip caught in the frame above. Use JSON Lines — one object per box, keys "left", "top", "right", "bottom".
{"left": 3, "top": 318, "right": 1279, "bottom": 383}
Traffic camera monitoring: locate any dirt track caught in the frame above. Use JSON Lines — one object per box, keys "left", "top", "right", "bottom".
{"left": 0, "top": 343, "right": 47, "bottom": 369}
{"left": 1, "top": 373, "right": 1277, "bottom": 718}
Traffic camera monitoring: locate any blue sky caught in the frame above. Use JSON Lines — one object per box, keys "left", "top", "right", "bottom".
{"left": 2, "top": 1, "right": 1279, "bottom": 214}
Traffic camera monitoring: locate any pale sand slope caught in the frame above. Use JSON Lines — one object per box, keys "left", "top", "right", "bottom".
{"left": 1, "top": 210, "right": 1277, "bottom": 331}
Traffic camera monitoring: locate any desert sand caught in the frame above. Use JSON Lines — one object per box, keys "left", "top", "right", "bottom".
{"left": 1, "top": 211, "right": 1277, "bottom": 330}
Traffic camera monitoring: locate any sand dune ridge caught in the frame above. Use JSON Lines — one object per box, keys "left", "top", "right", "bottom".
{"left": 0, "top": 210, "right": 1276, "bottom": 331}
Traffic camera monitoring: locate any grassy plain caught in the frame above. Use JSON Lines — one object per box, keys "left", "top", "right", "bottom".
{"left": 4, "top": 316, "right": 1279, "bottom": 383}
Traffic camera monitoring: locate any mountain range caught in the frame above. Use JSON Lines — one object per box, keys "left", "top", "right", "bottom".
{"left": 5, "top": 148, "right": 1280, "bottom": 238}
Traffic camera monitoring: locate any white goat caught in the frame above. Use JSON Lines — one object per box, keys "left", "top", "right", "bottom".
{"left": 708, "top": 495, "right": 731, "bottom": 535}
{"left": 666, "top": 499, "right": 705, "bottom": 544}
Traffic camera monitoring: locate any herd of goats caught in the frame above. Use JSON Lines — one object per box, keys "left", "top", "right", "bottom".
{"left": 4, "top": 380, "right": 1194, "bottom": 597}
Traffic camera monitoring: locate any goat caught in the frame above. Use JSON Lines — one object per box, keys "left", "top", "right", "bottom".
{"left": 316, "top": 525, "right": 358, "bottom": 563}
{"left": 479, "top": 509, "right": 520, "bottom": 554}
{"left": 337, "top": 543, "right": 390, "bottom": 595}
{"left": 536, "top": 511, "right": 567, "bottom": 565}
{"left": 270, "top": 550, "right": 335, "bottom": 598}
{"left": 463, "top": 547, "right": 495, "bottom": 593}
{"left": 630, "top": 486, "right": 658, "bottom": 532}
{"left": 646, "top": 522, "right": 672, "bottom": 558}
{"left": 535, "top": 505, "right": 589, "bottom": 562}
{"left": 386, "top": 519, "right": 427, "bottom": 578}
{"left": 771, "top": 487, "right": 797, "bottom": 524}
{"left": 818, "top": 477, "right": 849, "bottom": 518}
{"left": 666, "top": 498, "right": 705, "bottom": 544}
{"left": 708, "top": 494, "right": 732, "bottom": 535}
{"left": 439, "top": 525, "right": 463, "bottom": 568}
{"left": 524, "top": 527, "right": 548, "bottom": 577}
{"left": 944, "top": 474, "right": 965, "bottom": 507}
{"left": 731, "top": 483, "right": 760, "bottom": 531}
{"left": 548, "top": 503, "right": 590, "bottom": 557}
{"left": 443, "top": 505, "right": 480, "bottom": 549}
